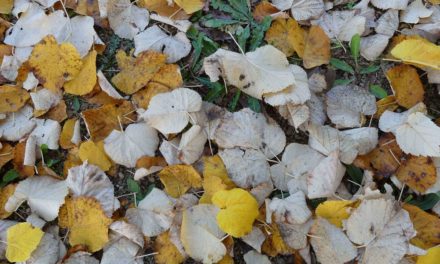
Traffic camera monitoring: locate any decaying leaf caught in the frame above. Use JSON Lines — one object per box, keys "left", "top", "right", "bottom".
{"left": 154, "top": 231, "right": 185, "bottom": 264}
{"left": 159, "top": 165, "right": 202, "bottom": 198}
{"left": 396, "top": 155, "right": 437, "bottom": 193}
{"left": 0, "top": 85, "right": 29, "bottom": 114}
{"left": 107, "top": 0, "right": 149, "bottom": 39}
{"left": 403, "top": 204, "right": 440, "bottom": 250}
{"left": 0, "top": 184, "right": 15, "bottom": 219}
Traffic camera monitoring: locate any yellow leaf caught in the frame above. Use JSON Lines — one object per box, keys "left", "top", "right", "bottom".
{"left": 132, "top": 82, "right": 171, "bottom": 109}
{"left": 64, "top": 50, "right": 97, "bottom": 95}
{"left": 200, "top": 155, "right": 235, "bottom": 203}
{"left": 27, "top": 36, "right": 82, "bottom": 92}
{"left": 265, "top": 18, "right": 306, "bottom": 57}
{"left": 0, "top": 184, "right": 15, "bottom": 219}
{"left": 212, "top": 188, "right": 259, "bottom": 237}
{"left": 81, "top": 101, "right": 135, "bottom": 141}
{"left": 174, "top": 0, "right": 204, "bottom": 14}
{"left": 60, "top": 118, "right": 78, "bottom": 149}
{"left": 0, "top": 85, "right": 29, "bottom": 114}
{"left": 137, "top": 0, "right": 189, "bottom": 20}
{"left": 78, "top": 141, "right": 112, "bottom": 171}
{"left": 0, "top": 143, "right": 14, "bottom": 169}
{"left": 159, "top": 165, "right": 202, "bottom": 198}
{"left": 59, "top": 197, "right": 112, "bottom": 252}
{"left": 111, "top": 50, "right": 166, "bottom": 95}
{"left": 316, "top": 200, "right": 355, "bottom": 228}
{"left": 396, "top": 156, "right": 437, "bottom": 193}
{"left": 6, "top": 223, "right": 44, "bottom": 262}
{"left": 63, "top": 148, "right": 83, "bottom": 176}
{"left": 154, "top": 231, "right": 185, "bottom": 264}
{"left": 303, "top": 25, "right": 330, "bottom": 69}
{"left": 403, "top": 204, "right": 440, "bottom": 250}
{"left": 151, "top": 64, "right": 183, "bottom": 89}
{"left": 417, "top": 247, "right": 440, "bottom": 264}
{"left": 374, "top": 95, "right": 398, "bottom": 119}
{"left": 0, "top": 0, "right": 13, "bottom": 14}
{"left": 261, "top": 222, "right": 293, "bottom": 257}
{"left": 391, "top": 39, "right": 440, "bottom": 70}
{"left": 386, "top": 65, "right": 424, "bottom": 108}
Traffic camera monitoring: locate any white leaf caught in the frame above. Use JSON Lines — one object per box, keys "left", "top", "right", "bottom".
{"left": 401, "top": 0, "right": 433, "bottom": 24}
{"left": 242, "top": 227, "right": 266, "bottom": 253}
{"left": 278, "top": 220, "right": 313, "bottom": 250}
{"left": 178, "top": 125, "right": 207, "bottom": 165}
{"left": 370, "top": 0, "right": 409, "bottom": 10}
{"left": 125, "top": 188, "right": 174, "bottom": 237}
{"left": 104, "top": 122, "right": 159, "bottom": 168}
{"left": 267, "top": 191, "right": 311, "bottom": 225}
{"left": 375, "top": 9, "right": 399, "bottom": 37}
{"left": 108, "top": 0, "right": 149, "bottom": 39}
{"left": 30, "top": 89, "right": 62, "bottom": 112}
{"left": 181, "top": 204, "right": 226, "bottom": 264}
{"left": 190, "top": 102, "right": 225, "bottom": 139}
{"left": 203, "top": 45, "right": 295, "bottom": 99}
{"left": 63, "top": 252, "right": 99, "bottom": 264}
{"left": 0, "top": 55, "right": 20, "bottom": 81}
{"left": 338, "top": 15, "right": 366, "bottom": 41}
{"left": 313, "top": 10, "right": 356, "bottom": 39}
{"left": 30, "top": 119, "right": 61, "bottom": 150}
{"left": 159, "top": 137, "right": 181, "bottom": 165}
{"left": 277, "top": 103, "right": 310, "bottom": 130}
{"left": 243, "top": 250, "right": 271, "bottom": 264}
{"left": 5, "top": 176, "right": 68, "bottom": 221}
{"left": 97, "top": 70, "right": 123, "bottom": 99}
{"left": 24, "top": 233, "right": 62, "bottom": 264}
{"left": 378, "top": 102, "right": 427, "bottom": 133}
{"left": 109, "top": 221, "right": 144, "bottom": 249}
{"left": 142, "top": 88, "right": 202, "bottom": 135}
{"left": 23, "top": 136, "right": 36, "bottom": 166}
{"left": 150, "top": 13, "right": 192, "bottom": 32}
{"left": 101, "top": 238, "right": 142, "bottom": 264}
{"left": 134, "top": 25, "right": 191, "bottom": 63}
{"left": 0, "top": 105, "right": 36, "bottom": 142}
{"left": 360, "top": 34, "right": 390, "bottom": 61}
{"left": 66, "top": 162, "right": 118, "bottom": 216}
{"left": 339, "top": 127, "right": 378, "bottom": 164}
{"left": 66, "top": 16, "right": 100, "bottom": 57}
{"left": 0, "top": 220, "right": 17, "bottom": 259}
{"left": 307, "top": 124, "right": 340, "bottom": 156}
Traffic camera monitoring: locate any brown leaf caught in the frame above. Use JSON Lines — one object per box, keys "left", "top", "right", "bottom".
{"left": 265, "top": 18, "right": 307, "bottom": 57}
{"left": 303, "top": 25, "right": 330, "bottom": 69}
{"left": 403, "top": 204, "right": 440, "bottom": 250}
{"left": 0, "top": 143, "right": 14, "bottom": 169}
{"left": 396, "top": 155, "right": 436, "bottom": 193}
{"left": 12, "top": 141, "right": 34, "bottom": 177}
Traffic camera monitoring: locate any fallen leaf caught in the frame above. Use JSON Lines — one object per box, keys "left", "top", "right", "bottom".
{"left": 244, "top": 250, "right": 271, "bottom": 264}
{"left": 397, "top": 156, "right": 437, "bottom": 193}
{"left": 60, "top": 118, "right": 80, "bottom": 149}
{"left": 27, "top": 36, "right": 82, "bottom": 92}
{"left": 417, "top": 247, "right": 440, "bottom": 264}
{"left": 253, "top": 1, "right": 283, "bottom": 22}
{"left": 403, "top": 203, "right": 440, "bottom": 249}
{"left": 111, "top": 50, "right": 166, "bottom": 95}
{"left": 261, "top": 221, "right": 294, "bottom": 256}
{"left": 375, "top": 95, "right": 399, "bottom": 118}
{"left": 267, "top": 191, "right": 311, "bottom": 225}
{"left": 6, "top": 222, "right": 44, "bottom": 262}
{"left": 43, "top": 99, "right": 68, "bottom": 122}
{"left": 137, "top": 0, "right": 188, "bottom": 19}
{"left": 64, "top": 50, "right": 97, "bottom": 95}
{"left": 174, "top": 0, "right": 204, "bottom": 14}
{"left": 59, "top": 197, "right": 112, "bottom": 252}
{"left": 151, "top": 64, "right": 183, "bottom": 89}
{"left": 132, "top": 82, "right": 171, "bottom": 109}
{"left": 386, "top": 65, "right": 424, "bottom": 108}
{"left": 212, "top": 188, "right": 259, "bottom": 237}
{"left": 0, "top": 0, "right": 12, "bottom": 14}
{"left": 12, "top": 140, "right": 35, "bottom": 177}
{"left": 303, "top": 25, "right": 330, "bottom": 69}
{"left": 391, "top": 38, "right": 440, "bottom": 70}
{"left": 200, "top": 155, "right": 235, "bottom": 203}
{"left": 315, "top": 200, "right": 355, "bottom": 228}
{"left": 0, "top": 184, "right": 15, "bottom": 219}
{"left": 0, "top": 85, "right": 29, "bottom": 114}
{"left": 159, "top": 164, "right": 202, "bottom": 198}
{"left": 0, "top": 143, "right": 14, "bottom": 169}
{"left": 370, "top": 0, "right": 409, "bottom": 10}
{"left": 79, "top": 141, "right": 112, "bottom": 171}
{"left": 401, "top": 0, "right": 432, "bottom": 24}
{"left": 154, "top": 231, "right": 185, "bottom": 264}
{"left": 265, "top": 18, "right": 306, "bottom": 57}
{"left": 107, "top": 0, "right": 149, "bottom": 39}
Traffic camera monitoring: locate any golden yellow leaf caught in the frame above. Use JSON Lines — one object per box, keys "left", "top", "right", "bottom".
{"left": 200, "top": 155, "right": 235, "bottom": 203}
{"left": 303, "top": 25, "right": 330, "bottom": 69}
{"left": 136, "top": 156, "right": 167, "bottom": 169}
{"left": 212, "top": 188, "right": 259, "bottom": 238}
{"left": 403, "top": 204, "right": 440, "bottom": 250}
{"left": 0, "top": 143, "right": 14, "bottom": 169}
{"left": 316, "top": 200, "right": 355, "bottom": 228}
{"left": 59, "top": 197, "right": 112, "bottom": 252}
{"left": 151, "top": 64, "right": 183, "bottom": 89}
{"left": 6, "top": 223, "right": 44, "bottom": 262}
{"left": 159, "top": 165, "right": 202, "bottom": 198}
{"left": 261, "top": 222, "right": 293, "bottom": 257}
{"left": 396, "top": 156, "right": 436, "bottom": 193}
{"left": 64, "top": 50, "right": 97, "bottom": 95}
{"left": 111, "top": 50, "right": 166, "bottom": 95}
{"left": 217, "top": 255, "right": 234, "bottom": 264}
{"left": 374, "top": 95, "right": 398, "bottom": 119}
{"left": 174, "top": 0, "right": 204, "bottom": 14}
{"left": 60, "top": 118, "right": 78, "bottom": 149}
{"left": 0, "top": 0, "right": 13, "bottom": 14}
{"left": 0, "top": 184, "right": 15, "bottom": 219}
{"left": 12, "top": 141, "right": 34, "bottom": 177}
{"left": 81, "top": 101, "right": 136, "bottom": 141}
{"left": 154, "top": 231, "right": 185, "bottom": 264}
{"left": 27, "top": 36, "right": 82, "bottom": 92}
{"left": 78, "top": 141, "right": 112, "bottom": 171}
{"left": 428, "top": 0, "right": 440, "bottom": 3}
{"left": 265, "top": 18, "right": 306, "bottom": 57}
{"left": 63, "top": 148, "right": 83, "bottom": 176}
{"left": 138, "top": 0, "right": 189, "bottom": 19}
{"left": 253, "top": 1, "right": 281, "bottom": 22}
{"left": 200, "top": 173, "right": 227, "bottom": 204}
{"left": 391, "top": 38, "right": 440, "bottom": 70}
{"left": 386, "top": 65, "right": 424, "bottom": 108}
{"left": 0, "top": 85, "right": 29, "bottom": 114}
{"left": 132, "top": 82, "right": 171, "bottom": 109}
{"left": 417, "top": 247, "right": 440, "bottom": 264}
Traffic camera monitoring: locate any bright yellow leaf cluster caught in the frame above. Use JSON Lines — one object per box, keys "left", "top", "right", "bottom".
{"left": 6, "top": 223, "right": 44, "bottom": 262}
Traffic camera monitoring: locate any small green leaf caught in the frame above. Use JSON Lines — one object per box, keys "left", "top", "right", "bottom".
{"left": 145, "top": 183, "right": 156, "bottom": 196}
{"left": 228, "top": 90, "right": 241, "bottom": 111}
{"left": 346, "top": 165, "right": 363, "bottom": 184}
{"left": 369, "top": 84, "right": 387, "bottom": 99}
{"left": 46, "top": 158, "right": 60, "bottom": 168}
{"left": 249, "top": 16, "right": 271, "bottom": 51}
{"left": 360, "top": 64, "right": 381, "bottom": 74}
{"left": 247, "top": 96, "right": 261, "bottom": 113}
{"left": 202, "top": 18, "right": 240, "bottom": 28}
{"left": 127, "top": 178, "right": 141, "bottom": 194}
{"left": 236, "top": 25, "right": 251, "bottom": 52}
{"left": 330, "top": 58, "right": 355, "bottom": 74}
{"left": 72, "top": 97, "right": 80, "bottom": 112}
{"left": 408, "top": 192, "right": 440, "bottom": 210}
{"left": 334, "top": 79, "right": 354, "bottom": 86}
{"left": 197, "top": 77, "right": 226, "bottom": 102}
{"left": 40, "top": 144, "right": 49, "bottom": 155}
{"left": 350, "top": 34, "right": 360, "bottom": 67}
{"left": 3, "top": 169, "right": 19, "bottom": 183}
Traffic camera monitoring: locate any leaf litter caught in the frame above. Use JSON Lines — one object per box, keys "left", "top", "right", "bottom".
{"left": 0, "top": 0, "right": 439, "bottom": 263}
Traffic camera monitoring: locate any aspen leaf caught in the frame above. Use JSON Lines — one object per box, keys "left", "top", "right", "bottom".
{"left": 132, "top": 83, "right": 171, "bottom": 111}
{"left": 12, "top": 141, "right": 35, "bottom": 177}
{"left": 154, "top": 231, "right": 185, "bottom": 264}
{"left": 111, "top": 50, "right": 166, "bottom": 95}
{"left": 261, "top": 221, "right": 294, "bottom": 256}
{"left": 212, "top": 188, "right": 259, "bottom": 237}
{"left": 79, "top": 141, "right": 112, "bottom": 171}
{"left": 315, "top": 200, "right": 355, "bottom": 228}
{"left": 108, "top": 0, "right": 149, "bottom": 39}
{"left": 0, "top": 143, "right": 14, "bottom": 169}
{"left": 200, "top": 155, "right": 235, "bottom": 203}
{"left": 59, "top": 197, "right": 112, "bottom": 252}
{"left": 60, "top": 118, "right": 79, "bottom": 149}
{"left": 396, "top": 156, "right": 436, "bottom": 193}
{"left": 391, "top": 39, "right": 440, "bottom": 70}
{"left": 151, "top": 64, "right": 183, "bottom": 89}
{"left": 386, "top": 65, "right": 424, "bottom": 108}
{"left": 64, "top": 50, "right": 97, "bottom": 96}
{"left": 303, "top": 25, "right": 330, "bottom": 69}
{"left": 0, "top": 85, "right": 29, "bottom": 114}
{"left": 265, "top": 18, "right": 306, "bottom": 57}
{"left": 253, "top": 1, "right": 284, "bottom": 22}
{"left": 174, "top": 0, "right": 204, "bottom": 14}
{"left": 403, "top": 204, "right": 440, "bottom": 250}
{"left": 159, "top": 164, "right": 202, "bottom": 198}
{"left": 27, "top": 36, "right": 82, "bottom": 92}
{"left": 6, "top": 223, "right": 44, "bottom": 262}
{"left": 138, "top": 0, "right": 188, "bottom": 19}
{"left": 417, "top": 247, "right": 440, "bottom": 264}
